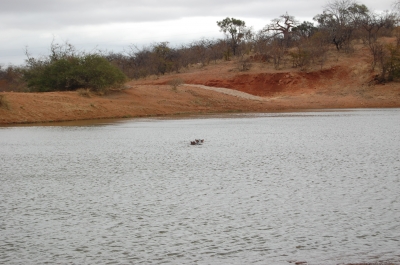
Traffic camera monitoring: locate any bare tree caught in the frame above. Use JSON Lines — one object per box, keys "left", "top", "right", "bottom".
{"left": 314, "top": 0, "right": 369, "bottom": 51}
{"left": 394, "top": 0, "right": 400, "bottom": 11}
{"left": 263, "top": 13, "right": 299, "bottom": 47}
{"left": 106, "top": 52, "right": 133, "bottom": 77}
{"left": 208, "top": 39, "right": 227, "bottom": 63}
{"left": 253, "top": 30, "right": 273, "bottom": 57}
{"left": 269, "top": 37, "right": 286, "bottom": 69}
{"left": 357, "top": 11, "right": 398, "bottom": 70}
{"left": 173, "top": 44, "right": 192, "bottom": 70}
{"left": 0, "top": 65, "right": 25, "bottom": 92}
{"left": 123, "top": 44, "right": 154, "bottom": 78}
{"left": 189, "top": 39, "right": 209, "bottom": 66}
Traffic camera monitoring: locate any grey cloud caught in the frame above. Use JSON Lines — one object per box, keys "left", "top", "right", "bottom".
{"left": 1, "top": 0, "right": 331, "bottom": 30}
{"left": 1, "top": 0, "right": 392, "bottom": 31}
{"left": 0, "top": 0, "right": 394, "bottom": 65}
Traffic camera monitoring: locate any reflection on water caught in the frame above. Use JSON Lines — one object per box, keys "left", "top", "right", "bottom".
{"left": 1, "top": 109, "right": 400, "bottom": 265}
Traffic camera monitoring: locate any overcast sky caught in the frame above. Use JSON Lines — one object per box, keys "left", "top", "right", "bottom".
{"left": 0, "top": 0, "right": 395, "bottom": 66}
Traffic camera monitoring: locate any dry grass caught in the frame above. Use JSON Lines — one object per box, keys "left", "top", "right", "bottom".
{"left": 77, "top": 88, "right": 91, "bottom": 98}
{"left": 0, "top": 94, "right": 9, "bottom": 109}
{"left": 168, "top": 78, "right": 184, "bottom": 91}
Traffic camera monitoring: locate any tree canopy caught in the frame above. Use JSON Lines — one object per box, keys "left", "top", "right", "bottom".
{"left": 217, "top": 17, "right": 247, "bottom": 55}
{"left": 313, "top": 0, "right": 369, "bottom": 50}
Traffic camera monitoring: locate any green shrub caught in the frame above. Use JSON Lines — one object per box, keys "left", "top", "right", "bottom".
{"left": 23, "top": 44, "right": 127, "bottom": 92}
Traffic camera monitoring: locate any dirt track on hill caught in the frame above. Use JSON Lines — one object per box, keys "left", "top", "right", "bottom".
{"left": 185, "top": 84, "right": 266, "bottom": 101}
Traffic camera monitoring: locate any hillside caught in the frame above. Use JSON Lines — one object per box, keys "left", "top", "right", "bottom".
{"left": 1, "top": 44, "right": 400, "bottom": 124}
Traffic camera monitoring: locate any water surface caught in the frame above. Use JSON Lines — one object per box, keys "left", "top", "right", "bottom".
{"left": 1, "top": 109, "right": 399, "bottom": 264}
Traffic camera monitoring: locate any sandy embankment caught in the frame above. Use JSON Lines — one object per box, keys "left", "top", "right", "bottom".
{"left": 1, "top": 48, "right": 400, "bottom": 124}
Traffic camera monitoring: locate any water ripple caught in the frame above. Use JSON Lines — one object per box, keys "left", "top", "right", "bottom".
{"left": 1, "top": 109, "right": 400, "bottom": 264}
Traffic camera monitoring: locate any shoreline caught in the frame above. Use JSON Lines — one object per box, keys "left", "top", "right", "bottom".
{"left": 1, "top": 105, "right": 399, "bottom": 127}
{"left": 2, "top": 42, "right": 400, "bottom": 125}
{"left": 1, "top": 68, "right": 400, "bottom": 125}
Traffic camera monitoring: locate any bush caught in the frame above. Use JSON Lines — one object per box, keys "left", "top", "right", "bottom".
{"left": 168, "top": 78, "right": 184, "bottom": 91}
{"left": 77, "top": 88, "right": 91, "bottom": 97}
{"left": 371, "top": 43, "right": 400, "bottom": 82}
{"left": 289, "top": 48, "right": 311, "bottom": 70}
{"left": 0, "top": 65, "right": 25, "bottom": 92}
{"left": 0, "top": 94, "right": 9, "bottom": 109}
{"left": 238, "top": 56, "right": 252, "bottom": 71}
{"left": 23, "top": 43, "right": 127, "bottom": 92}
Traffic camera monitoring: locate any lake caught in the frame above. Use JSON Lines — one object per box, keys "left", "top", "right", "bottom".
{"left": 1, "top": 109, "right": 399, "bottom": 264}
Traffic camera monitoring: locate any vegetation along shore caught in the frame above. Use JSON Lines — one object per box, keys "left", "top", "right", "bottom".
{"left": 1, "top": 0, "right": 400, "bottom": 124}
